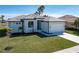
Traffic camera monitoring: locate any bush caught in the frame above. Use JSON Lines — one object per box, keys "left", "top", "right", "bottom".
{"left": 0, "top": 27, "right": 12, "bottom": 37}
{"left": 66, "top": 27, "right": 77, "bottom": 31}
{"left": 0, "top": 28, "right": 7, "bottom": 37}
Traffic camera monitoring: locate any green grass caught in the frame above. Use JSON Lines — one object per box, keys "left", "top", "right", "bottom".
{"left": 0, "top": 33, "right": 78, "bottom": 53}
{"left": 65, "top": 29, "right": 79, "bottom": 36}
{"left": 0, "top": 23, "right": 78, "bottom": 53}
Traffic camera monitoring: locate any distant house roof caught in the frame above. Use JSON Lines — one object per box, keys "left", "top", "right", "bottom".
{"left": 7, "top": 14, "right": 65, "bottom": 22}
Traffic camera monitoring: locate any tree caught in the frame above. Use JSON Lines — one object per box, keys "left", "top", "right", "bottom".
{"left": 35, "top": 5, "right": 45, "bottom": 15}
{"left": 74, "top": 18, "right": 79, "bottom": 30}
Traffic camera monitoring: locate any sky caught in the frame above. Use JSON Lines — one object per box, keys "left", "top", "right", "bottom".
{"left": 0, "top": 5, "right": 79, "bottom": 19}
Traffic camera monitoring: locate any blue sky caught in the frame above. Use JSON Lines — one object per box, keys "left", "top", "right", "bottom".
{"left": 0, "top": 5, "right": 79, "bottom": 19}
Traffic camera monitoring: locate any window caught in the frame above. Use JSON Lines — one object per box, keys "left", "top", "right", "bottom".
{"left": 28, "top": 21, "right": 33, "bottom": 28}
{"left": 16, "top": 22, "right": 18, "bottom": 24}
{"left": 37, "top": 20, "right": 41, "bottom": 30}
{"left": 16, "top": 22, "right": 21, "bottom": 24}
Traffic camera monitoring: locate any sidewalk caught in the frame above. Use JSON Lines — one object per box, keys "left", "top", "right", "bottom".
{"left": 59, "top": 33, "right": 79, "bottom": 43}
{"left": 54, "top": 45, "right": 79, "bottom": 53}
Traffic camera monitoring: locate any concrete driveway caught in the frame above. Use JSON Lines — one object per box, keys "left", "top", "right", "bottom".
{"left": 59, "top": 33, "right": 79, "bottom": 43}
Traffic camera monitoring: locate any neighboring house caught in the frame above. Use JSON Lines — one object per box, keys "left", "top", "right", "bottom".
{"left": 7, "top": 14, "right": 65, "bottom": 36}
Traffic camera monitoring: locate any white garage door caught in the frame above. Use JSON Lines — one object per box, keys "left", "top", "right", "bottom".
{"left": 49, "top": 21, "right": 65, "bottom": 33}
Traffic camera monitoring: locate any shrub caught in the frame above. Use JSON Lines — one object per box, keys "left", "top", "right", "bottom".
{"left": 66, "top": 27, "right": 77, "bottom": 31}
{"left": 0, "top": 27, "right": 13, "bottom": 37}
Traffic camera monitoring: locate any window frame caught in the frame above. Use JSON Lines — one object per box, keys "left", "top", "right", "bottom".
{"left": 28, "top": 21, "right": 34, "bottom": 28}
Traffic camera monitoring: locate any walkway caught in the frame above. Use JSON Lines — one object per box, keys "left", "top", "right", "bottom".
{"left": 59, "top": 33, "right": 79, "bottom": 43}
{"left": 54, "top": 45, "right": 79, "bottom": 53}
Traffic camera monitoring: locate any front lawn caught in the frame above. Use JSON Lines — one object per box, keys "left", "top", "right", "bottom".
{"left": 65, "top": 29, "right": 79, "bottom": 36}
{"left": 0, "top": 33, "right": 78, "bottom": 53}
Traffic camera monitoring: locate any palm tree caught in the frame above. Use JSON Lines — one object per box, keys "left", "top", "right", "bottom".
{"left": 74, "top": 18, "right": 79, "bottom": 30}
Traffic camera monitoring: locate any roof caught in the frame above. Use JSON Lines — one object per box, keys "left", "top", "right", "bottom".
{"left": 7, "top": 14, "right": 65, "bottom": 22}
{"left": 7, "top": 14, "right": 45, "bottom": 22}
{"left": 42, "top": 16, "right": 65, "bottom": 22}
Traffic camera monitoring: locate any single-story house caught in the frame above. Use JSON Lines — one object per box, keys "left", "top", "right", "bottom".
{"left": 7, "top": 14, "right": 65, "bottom": 36}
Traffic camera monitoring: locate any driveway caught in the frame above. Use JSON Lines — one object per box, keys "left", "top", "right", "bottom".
{"left": 59, "top": 33, "right": 79, "bottom": 43}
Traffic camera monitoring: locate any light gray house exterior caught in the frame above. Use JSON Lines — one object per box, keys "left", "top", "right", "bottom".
{"left": 7, "top": 14, "right": 65, "bottom": 36}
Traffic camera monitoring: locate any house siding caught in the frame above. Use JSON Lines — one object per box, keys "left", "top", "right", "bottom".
{"left": 24, "top": 20, "right": 37, "bottom": 33}
{"left": 49, "top": 21, "right": 65, "bottom": 35}
{"left": 7, "top": 18, "right": 65, "bottom": 36}
{"left": 41, "top": 21, "right": 49, "bottom": 33}
{"left": 8, "top": 21, "right": 22, "bottom": 33}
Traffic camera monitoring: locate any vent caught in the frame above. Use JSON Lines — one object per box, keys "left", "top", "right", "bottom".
{"left": 43, "top": 15, "right": 48, "bottom": 17}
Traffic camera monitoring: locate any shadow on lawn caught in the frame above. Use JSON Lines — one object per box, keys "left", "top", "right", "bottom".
{"left": 10, "top": 32, "right": 46, "bottom": 38}
{"left": 10, "top": 32, "right": 56, "bottom": 38}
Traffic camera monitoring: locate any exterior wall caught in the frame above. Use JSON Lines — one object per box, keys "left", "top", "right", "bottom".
{"left": 49, "top": 21, "right": 65, "bottom": 35}
{"left": 7, "top": 19, "right": 65, "bottom": 36}
{"left": 41, "top": 21, "right": 49, "bottom": 33}
{"left": 8, "top": 21, "right": 22, "bottom": 33}
{"left": 24, "top": 20, "right": 37, "bottom": 33}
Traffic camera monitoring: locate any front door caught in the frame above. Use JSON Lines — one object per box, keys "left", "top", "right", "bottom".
{"left": 37, "top": 20, "right": 41, "bottom": 30}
